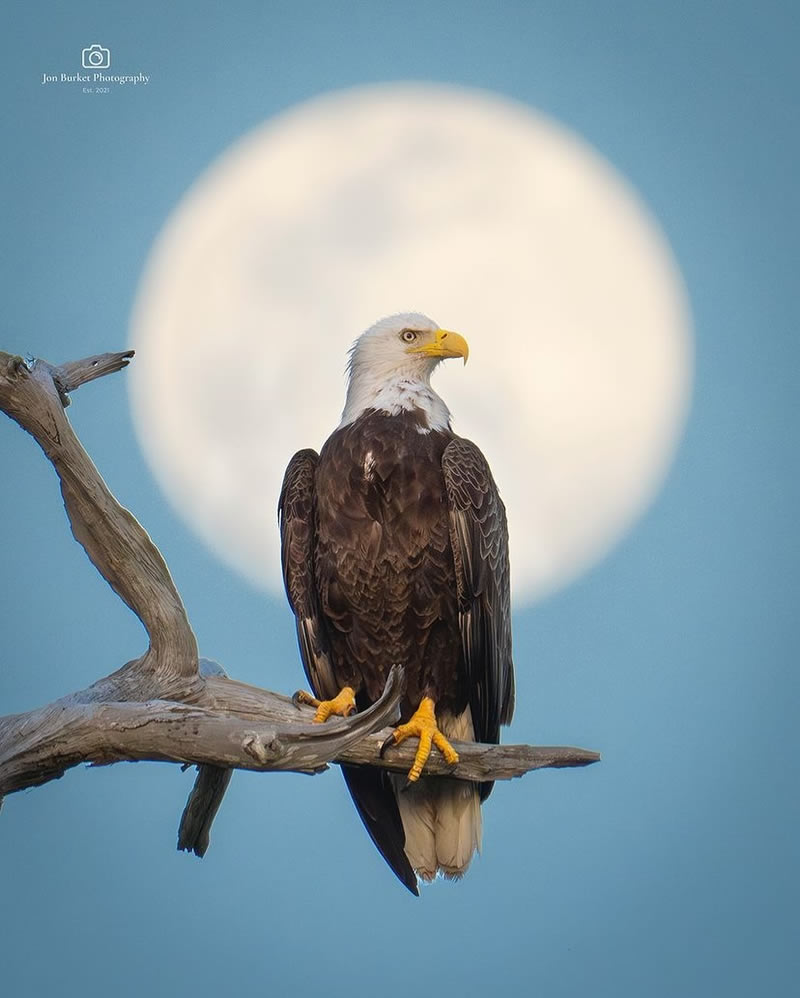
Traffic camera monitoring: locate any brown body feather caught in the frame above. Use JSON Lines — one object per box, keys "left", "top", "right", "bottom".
{"left": 316, "top": 411, "right": 467, "bottom": 718}
{"left": 279, "top": 407, "right": 514, "bottom": 893}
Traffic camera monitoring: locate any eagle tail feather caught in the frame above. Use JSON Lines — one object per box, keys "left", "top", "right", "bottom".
{"left": 341, "top": 764, "right": 420, "bottom": 896}
{"left": 392, "top": 706, "right": 482, "bottom": 883}
{"left": 394, "top": 776, "right": 482, "bottom": 882}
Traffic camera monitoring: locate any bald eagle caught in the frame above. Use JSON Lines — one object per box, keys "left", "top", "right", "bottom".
{"left": 279, "top": 313, "right": 514, "bottom": 894}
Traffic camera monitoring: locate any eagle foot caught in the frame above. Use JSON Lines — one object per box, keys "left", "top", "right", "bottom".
{"left": 292, "top": 686, "right": 357, "bottom": 723}
{"left": 379, "top": 696, "right": 459, "bottom": 782}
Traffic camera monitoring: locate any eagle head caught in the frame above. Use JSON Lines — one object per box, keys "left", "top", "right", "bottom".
{"left": 349, "top": 312, "right": 468, "bottom": 379}
{"left": 340, "top": 313, "right": 469, "bottom": 429}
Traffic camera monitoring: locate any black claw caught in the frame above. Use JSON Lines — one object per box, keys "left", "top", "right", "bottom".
{"left": 379, "top": 732, "right": 396, "bottom": 758}
{"left": 291, "top": 691, "right": 307, "bottom": 709}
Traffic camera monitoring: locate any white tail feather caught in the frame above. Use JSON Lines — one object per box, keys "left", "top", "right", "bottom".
{"left": 392, "top": 707, "right": 482, "bottom": 883}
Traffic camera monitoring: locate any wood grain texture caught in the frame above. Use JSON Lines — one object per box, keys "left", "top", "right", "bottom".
{"left": 0, "top": 348, "right": 599, "bottom": 851}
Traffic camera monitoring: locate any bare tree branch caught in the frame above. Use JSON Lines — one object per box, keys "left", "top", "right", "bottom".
{"left": 2, "top": 352, "right": 198, "bottom": 686}
{"left": 43, "top": 349, "right": 136, "bottom": 404}
{"left": 0, "top": 665, "right": 406, "bottom": 796}
{"left": 0, "top": 348, "right": 599, "bottom": 857}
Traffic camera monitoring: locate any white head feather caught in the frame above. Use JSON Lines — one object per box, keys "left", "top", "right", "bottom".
{"left": 339, "top": 312, "right": 462, "bottom": 432}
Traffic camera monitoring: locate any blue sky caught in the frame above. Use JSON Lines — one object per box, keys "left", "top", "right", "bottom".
{"left": 1, "top": 3, "right": 798, "bottom": 997}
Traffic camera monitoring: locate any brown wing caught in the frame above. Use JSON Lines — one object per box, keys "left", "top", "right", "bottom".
{"left": 278, "top": 449, "right": 338, "bottom": 701}
{"left": 278, "top": 447, "right": 419, "bottom": 895}
{"left": 442, "top": 437, "right": 515, "bottom": 800}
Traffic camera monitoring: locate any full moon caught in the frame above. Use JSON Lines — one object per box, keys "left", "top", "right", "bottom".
{"left": 129, "top": 83, "right": 691, "bottom": 603}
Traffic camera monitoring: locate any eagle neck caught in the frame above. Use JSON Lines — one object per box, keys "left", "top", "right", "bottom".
{"left": 339, "top": 372, "right": 452, "bottom": 433}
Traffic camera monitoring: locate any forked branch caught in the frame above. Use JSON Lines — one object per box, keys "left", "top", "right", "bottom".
{"left": 0, "top": 348, "right": 599, "bottom": 855}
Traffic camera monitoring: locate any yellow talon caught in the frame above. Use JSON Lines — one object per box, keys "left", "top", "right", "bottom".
{"left": 293, "top": 686, "right": 357, "bottom": 723}
{"left": 383, "top": 696, "right": 459, "bottom": 782}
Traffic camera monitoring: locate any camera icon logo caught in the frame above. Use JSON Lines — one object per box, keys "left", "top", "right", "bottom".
{"left": 81, "top": 44, "right": 111, "bottom": 70}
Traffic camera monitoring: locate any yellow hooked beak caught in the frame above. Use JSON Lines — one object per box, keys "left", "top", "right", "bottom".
{"left": 410, "top": 328, "right": 469, "bottom": 364}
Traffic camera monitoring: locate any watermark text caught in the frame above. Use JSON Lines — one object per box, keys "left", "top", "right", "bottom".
{"left": 41, "top": 71, "right": 150, "bottom": 87}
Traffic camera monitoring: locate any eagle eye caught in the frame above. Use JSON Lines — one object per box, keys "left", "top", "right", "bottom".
{"left": 401, "top": 329, "right": 418, "bottom": 343}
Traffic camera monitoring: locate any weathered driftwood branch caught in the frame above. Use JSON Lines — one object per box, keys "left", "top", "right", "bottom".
{"left": 0, "top": 349, "right": 599, "bottom": 855}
